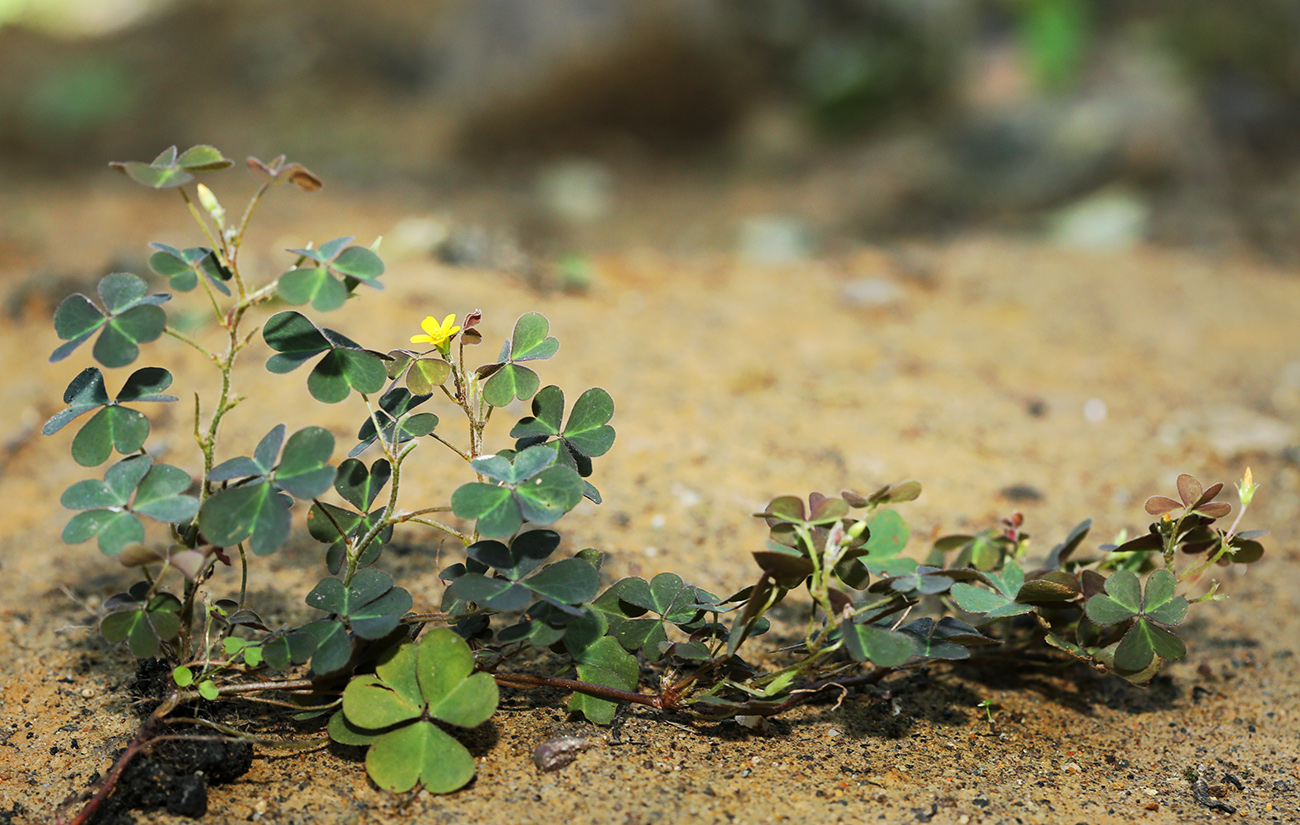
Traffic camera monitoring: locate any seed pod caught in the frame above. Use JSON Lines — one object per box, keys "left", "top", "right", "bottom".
{"left": 532, "top": 735, "right": 590, "bottom": 772}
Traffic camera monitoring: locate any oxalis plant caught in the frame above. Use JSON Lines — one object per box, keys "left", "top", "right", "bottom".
{"left": 50, "top": 146, "right": 1267, "bottom": 821}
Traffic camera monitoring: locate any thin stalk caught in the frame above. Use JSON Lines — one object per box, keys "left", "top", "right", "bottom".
{"left": 492, "top": 672, "right": 664, "bottom": 710}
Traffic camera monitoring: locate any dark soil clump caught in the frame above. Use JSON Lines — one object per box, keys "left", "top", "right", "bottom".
{"left": 91, "top": 737, "right": 254, "bottom": 824}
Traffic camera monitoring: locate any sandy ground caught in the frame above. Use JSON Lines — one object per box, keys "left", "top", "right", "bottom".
{"left": 1, "top": 177, "right": 1298, "bottom": 824}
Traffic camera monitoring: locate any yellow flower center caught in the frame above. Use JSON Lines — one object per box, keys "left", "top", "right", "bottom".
{"left": 411, "top": 314, "right": 461, "bottom": 348}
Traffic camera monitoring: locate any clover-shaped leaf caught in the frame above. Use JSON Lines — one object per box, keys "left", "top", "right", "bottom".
{"left": 1085, "top": 569, "right": 1188, "bottom": 672}
{"left": 511, "top": 385, "right": 616, "bottom": 502}
{"left": 451, "top": 447, "right": 583, "bottom": 538}
{"left": 950, "top": 559, "right": 1037, "bottom": 620}
{"left": 351, "top": 387, "right": 437, "bottom": 457}
{"left": 511, "top": 385, "right": 616, "bottom": 460}
{"left": 897, "top": 617, "right": 995, "bottom": 660}
{"left": 262, "top": 311, "right": 388, "bottom": 403}
{"left": 147, "top": 243, "right": 232, "bottom": 294}
{"left": 1144, "top": 473, "right": 1231, "bottom": 520}
{"left": 868, "top": 565, "right": 981, "bottom": 597}
{"left": 61, "top": 455, "right": 198, "bottom": 555}
{"left": 760, "top": 493, "right": 850, "bottom": 528}
{"left": 306, "top": 568, "right": 412, "bottom": 640}
{"left": 308, "top": 457, "right": 393, "bottom": 574}
{"left": 51, "top": 273, "right": 169, "bottom": 367}
{"left": 479, "top": 313, "right": 559, "bottom": 407}
{"left": 200, "top": 424, "right": 336, "bottom": 555}
{"left": 448, "top": 537, "right": 598, "bottom": 616}
{"left": 330, "top": 629, "right": 499, "bottom": 793}
{"left": 109, "top": 145, "right": 233, "bottom": 189}
{"left": 100, "top": 581, "right": 183, "bottom": 658}
{"left": 278, "top": 236, "right": 384, "bottom": 311}
{"left": 605, "top": 573, "right": 707, "bottom": 661}
{"left": 385, "top": 350, "right": 453, "bottom": 396}
{"left": 43, "top": 367, "right": 178, "bottom": 467}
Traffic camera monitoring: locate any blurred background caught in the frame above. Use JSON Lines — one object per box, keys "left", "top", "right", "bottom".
{"left": 3, "top": 0, "right": 1300, "bottom": 262}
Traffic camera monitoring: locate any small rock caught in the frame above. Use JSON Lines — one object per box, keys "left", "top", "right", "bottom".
{"left": 536, "top": 159, "right": 613, "bottom": 223}
{"left": 841, "top": 277, "right": 905, "bottom": 310}
{"left": 739, "top": 216, "right": 812, "bottom": 265}
{"left": 1000, "top": 483, "right": 1043, "bottom": 503}
{"left": 1050, "top": 188, "right": 1149, "bottom": 251}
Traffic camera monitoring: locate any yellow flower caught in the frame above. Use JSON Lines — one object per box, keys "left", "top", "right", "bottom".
{"left": 411, "top": 314, "right": 461, "bottom": 349}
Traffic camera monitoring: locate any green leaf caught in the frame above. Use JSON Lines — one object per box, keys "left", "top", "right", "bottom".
{"left": 132, "top": 463, "right": 198, "bottom": 523}
{"left": 60, "top": 456, "right": 194, "bottom": 553}
{"left": 278, "top": 267, "right": 347, "bottom": 311}
{"left": 331, "top": 246, "right": 384, "bottom": 282}
{"left": 524, "top": 558, "right": 599, "bottom": 607}
{"left": 1114, "top": 618, "right": 1186, "bottom": 672}
{"left": 262, "top": 311, "right": 387, "bottom": 403}
{"left": 176, "top": 144, "right": 233, "bottom": 171}
{"left": 344, "top": 674, "right": 423, "bottom": 730}
{"left": 70, "top": 406, "right": 149, "bottom": 467}
{"left": 607, "top": 572, "right": 703, "bottom": 660}
{"left": 569, "top": 636, "right": 637, "bottom": 724}
{"left": 335, "top": 632, "right": 498, "bottom": 794}
{"left": 842, "top": 622, "right": 916, "bottom": 666}
{"left": 446, "top": 573, "right": 532, "bottom": 612}
{"left": 301, "top": 619, "right": 352, "bottom": 675}
{"left": 417, "top": 628, "right": 499, "bottom": 728}
{"left": 51, "top": 274, "right": 169, "bottom": 367}
{"left": 50, "top": 295, "right": 105, "bottom": 361}
{"left": 508, "top": 312, "right": 560, "bottom": 361}
{"left": 451, "top": 483, "right": 518, "bottom": 538}
{"left": 99, "top": 588, "right": 181, "bottom": 657}
{"left": 328, "top": 710, "right": 381, "bottom": 746}
{"left": 199, "top": 481, "right": 292, "bottom": 555}
{"left": 406, "top": 358, "right": 451, "bottom": 395}
{"left": 333, "top": 457, "right": 391, "bottom": 511}
{"left": 512, "top": 385, "right": 616, "bottom": 462}
{"left": 263, "top": 311, "right": 329, "bottom": 372}
{"left": 42, "top": 368, "right": 111, "bottom": 435}
{"left": 1085, "top": 570, "right": 1142, "bottom": 625}
{"left": 1142, "top": 569, "right": 1187, "bottom": 625}
{"left": 465, "top": 530, "right": 560, "bottom": 579}
{"left": 563, "top": 387, "right": 616, "bottom": 457}
{"left": 307, "top": 347, "right": 388, "bottom": 404}
{"left": 353, "top": 388, "right": 435, "bottom": 455}
{"left": 110, "top": 145, "right": 232, "bottom": 188}
{"left": 274, "top": 426, "right": 336, "bottom": 498}
{"left": 860, "top": 509, "right": 917, "bottom": 577}
{"left": 147, "top": 244, "right": 230, "bottom": 295}
{"left": 366, "top": 721, "right": 475, "bottom": 794}
{"left": 514, "top": 465, "right": 583, "bottom": 524}
{"left": 482, "top": 363, "right": 540, "bottom": 407}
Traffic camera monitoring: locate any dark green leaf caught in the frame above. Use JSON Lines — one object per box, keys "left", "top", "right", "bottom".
{"left": 569, "top": 636, "right": 637, "bottom": 724}
{"left": 482, "top": 363, "right": 540, "bottom": 407}
{"left": 274, "top": 426, "right": 335, "bottom": 498}
{"left": 843, "top": 622, "right": 915, "bottom": 666}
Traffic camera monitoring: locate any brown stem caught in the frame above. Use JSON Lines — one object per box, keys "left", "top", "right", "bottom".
{"left": 493, "top": 672, "right": 664, "bottom": 709}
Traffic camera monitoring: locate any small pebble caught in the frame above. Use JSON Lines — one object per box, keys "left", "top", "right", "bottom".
{"left": 533, "top": 735, "right": 590, "bottom": 772}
